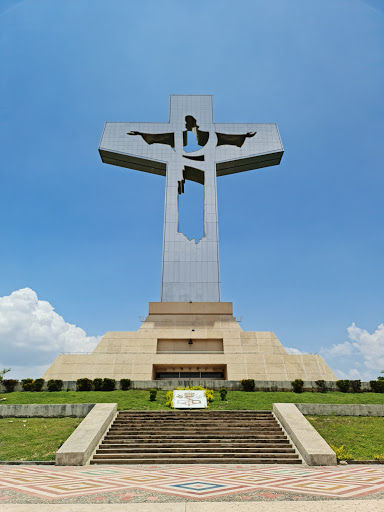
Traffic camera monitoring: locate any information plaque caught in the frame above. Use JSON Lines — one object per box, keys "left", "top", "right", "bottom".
{"left": 172, "top": 389, "right": 207, "bottom": 409}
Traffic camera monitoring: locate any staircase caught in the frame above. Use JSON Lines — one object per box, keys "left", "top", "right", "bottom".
{"left": 91, "top": 411, "right": 301, "bottom": 464}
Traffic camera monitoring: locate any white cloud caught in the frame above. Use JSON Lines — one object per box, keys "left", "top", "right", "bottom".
{"left": 321, "top": 322, "right": 384, "bottom": 381}
{"left": 284, "top": 347, "right": 304, "bottom": 355}
{"left": 327, "top": 341, "right": 353, "bottom": 356}
{"left": 347, "top": 323, "right": 384, "bottom": 371}
{"left": 0, "top": 288, "right": 101, "bottom": 379}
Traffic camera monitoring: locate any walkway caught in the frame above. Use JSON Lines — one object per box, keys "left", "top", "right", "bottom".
{"left": 0, "top": 464, "right": 384, "bottom": 508}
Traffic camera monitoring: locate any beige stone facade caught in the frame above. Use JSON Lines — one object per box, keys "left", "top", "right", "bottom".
{"left": 43, "top": 302, "right": 337, "bottom": 382}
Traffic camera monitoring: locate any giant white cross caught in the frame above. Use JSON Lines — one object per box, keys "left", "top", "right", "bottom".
{"left": 99, "top": 95, "right": 283, "bottom": 302}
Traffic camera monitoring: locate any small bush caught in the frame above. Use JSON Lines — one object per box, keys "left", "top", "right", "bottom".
{"left": 93, "top": 378, "right": 104, "bottom": 391}
{"left": 331, "top": 444, "right": 354, "bottom": 461}
{"left": 2, "top": 379, "right": 18, "bottom": 393}
{"left": 120, "top": 378, "right": 131, "bottom": 390}
{"left": 103, "top": 378, "right": 116, "bottom": 391}
{"left": 373, "top": 454, "right": 384, "bottom": 462}
{"left": 370, "top": 380, "right": 384, "bottom": 393}
{"left": 350, "top": 380, "right": 361, "bottom": 393}
{"left": 315, "top": 380, "right": 327, "bottom": 393}
{"left": 219, "top": 387, "right": 228, "bottom": 401}
{"left": 149, "top": 389, "right": 157, "bottom": 401}
{"left": 336, "top": 380, "right": 350, "bottom": 393}
{"left": 291, "top": 378, "right": 304, "bottom": 393}
{"left": 21, "top": 378, "right": 34, "bottom": 392}
{"left": 166, "top": 390, "right": 173, "bottom": 408}
{"left": 76, "top": 378, "right": 93, "bottom": 391}
{"left": 47, "top": 379, "right": 63, "bottom": 392}
{"left": 241, "top": 379, "right": 255, "bottom": 392}
{"left": 33, "top": 378, "right": 45, "bottom": 392}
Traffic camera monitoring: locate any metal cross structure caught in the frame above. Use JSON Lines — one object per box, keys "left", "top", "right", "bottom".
{"left": 99, "top": 95, "right": 283, "bottom": 302}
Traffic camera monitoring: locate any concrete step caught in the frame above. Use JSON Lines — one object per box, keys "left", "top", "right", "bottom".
{"left": 91, "top": 410, "right": 300, "bottom": 465}
{"left": 116, "top": 417, "right": 274, "bottom": 420}
{"left": 101, "top": 440, "right": 292, "bottom": 447}
{"left": 91, "top": 457, "right": 301, "bottom": 465}
{"left": 93, "top": 451, "right": 299, "bottom": 459}
{"left": 115, "top": 409, "right": 273, "bottom": 418}
{"left": 96, "top": 447, "right": 296, "bottom": 454}
{"left": 117, "top": 411, "right": 273, "bottom": 415}
{"left": 113, "top": 417, "right": 276, "bottom": 422}
{"left": 111, "top": 422, "right": 278, "bottom": 428}
{"left": 104, "top": 433, "right": 288, "bottom": 440}
{"left": 107, "top": 429, "right": 283, "bottom": 435}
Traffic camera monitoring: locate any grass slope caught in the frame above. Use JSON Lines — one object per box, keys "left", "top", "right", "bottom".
{"left": 1, "top": 390, "right": 384, "bottom": 410}
{"left": 307, "top": 415, "right": 384, "bottom": 460}
{"left": 0, "top": 417, "right": 82, "bottom": 461}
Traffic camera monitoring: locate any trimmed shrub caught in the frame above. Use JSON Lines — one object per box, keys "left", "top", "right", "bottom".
{"left": 93, "top": 378, "right": 104, "bottom": 391}
{"left": 2, "top": 379, "right": 18, "bottom": 393}
{"left": 47, "top": 379, "right": 63, "bottom": 392}
{"left": 241, "top": 379, "right": 255, "bottom": 392}
{"left": 315, "top": 380, "right": 327, "bottom": 393}
{"left": 219, "top": 387, "right": 228, "bottom": 401}
{"left": 336, "top": 380, "right": 350, "bottom": 393}
{"left": 291, "top": 379, "right": 304, "bottom": 393}
{"left": 350, "top": 380, "right": 361, "bottom": 393}
{"left": 76, "top": 378, "right": 93, "bottom": 391}
{"left": 21, "top": 378, "right": 34, "bottom": 391}
{"left": 149, "top": 389, "right": 157, "bottom": 401}
{"left": 33, "top": 378, "right": 45, "bottom": 392}
{"left": 120, "top": 378, "right": 131, "bottom": 390}
{"left": 103, "top": 378, "right": 116, "bottom": 391}
{"left": 370, "top": 380, "right": 384, "bottom": 393}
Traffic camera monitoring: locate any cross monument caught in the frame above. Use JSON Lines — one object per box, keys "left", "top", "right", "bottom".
{"left": 99, "top": 95, "right": 283, "bottom": 302}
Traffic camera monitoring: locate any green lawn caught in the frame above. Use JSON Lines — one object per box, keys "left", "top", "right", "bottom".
{"left": 2, "top": 392, "right": 384, "bottom": 461}
{"left": 0, "top": 417, "right": 83, "bottom": 461}
{"left": 306, "top": 415, "right": 384, "bottom": 460}
{"left": 1, "top": 390, "right": 384, "bottom": 410}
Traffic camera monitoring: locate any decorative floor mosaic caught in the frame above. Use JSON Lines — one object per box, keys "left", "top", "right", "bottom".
{"left": 0, "top": 465, "right": 384, "bottom": 503}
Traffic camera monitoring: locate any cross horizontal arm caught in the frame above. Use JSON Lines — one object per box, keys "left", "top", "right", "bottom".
{"left": 99, "top": 122, "right": 172, "bottom": 177}
{"left": 99, "top": 121, "right": 283, "bottom": 178}
{"left": 99, "top": 149, "right": 166, "bottom": 177}
{"left": 216, "top": 150, "right": 284, "bottom": 177}
{"left": 214, "top": 122, "right": 283, "bottom": 177}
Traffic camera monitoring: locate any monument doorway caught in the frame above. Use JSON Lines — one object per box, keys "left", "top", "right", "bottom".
{"left": 153, "top": 365, "right": 227, "bottom": 380}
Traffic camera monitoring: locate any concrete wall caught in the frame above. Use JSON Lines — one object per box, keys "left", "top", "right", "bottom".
{"left": 273, "top": 403, "right": 337, "bottom": 466}
{"left": 56, "top": 403, "right": 117, "bottom": 466}
{"left": 0, "top": 404, "right": 94, "bottom": 418}
{"left": 296, "top": 403, "right": 384, "bottom": 416}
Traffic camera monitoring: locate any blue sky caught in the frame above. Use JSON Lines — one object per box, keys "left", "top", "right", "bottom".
{"left": 0, "top": 0, "right": 383, "bottom": 380}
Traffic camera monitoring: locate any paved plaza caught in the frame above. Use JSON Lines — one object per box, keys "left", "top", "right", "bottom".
{"left": 0, "top": 463, "right": 384, "bottom": 507}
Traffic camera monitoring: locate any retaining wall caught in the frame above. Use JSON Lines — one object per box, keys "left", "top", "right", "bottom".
{"left": 296, "top": 403, "right": 384, "bottom": 416}
{"left": 0, "top": 404, "right": 95, "bottom": 418}
{"left": 0, "top": 379, "right": 375, "bottom": 392}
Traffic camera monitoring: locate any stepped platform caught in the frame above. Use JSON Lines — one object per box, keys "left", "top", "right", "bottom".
{"left": 91, "top": 410, "right": 301, "bottom": 465}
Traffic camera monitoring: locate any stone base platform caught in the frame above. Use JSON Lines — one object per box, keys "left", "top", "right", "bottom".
{"left": 43, "top": 302, "right": 336, "bottom": 382}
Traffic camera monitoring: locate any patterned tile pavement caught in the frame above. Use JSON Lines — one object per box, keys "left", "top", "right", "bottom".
{"left": 0, "top": 465, "right": 384, "bottom": 503}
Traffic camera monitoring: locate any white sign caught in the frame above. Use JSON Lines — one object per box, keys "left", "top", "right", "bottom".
{"left": 173, "top": 389, "right": 207, "bottom": 409}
